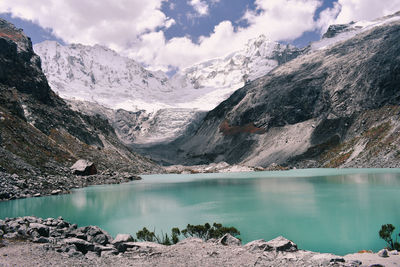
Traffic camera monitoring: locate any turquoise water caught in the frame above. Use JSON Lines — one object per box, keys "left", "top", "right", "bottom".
{"left": 1, "top": 168, "right": 400, "bottom": 255}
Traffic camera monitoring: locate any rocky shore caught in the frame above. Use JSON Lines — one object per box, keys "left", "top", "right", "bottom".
{"left": 0, "top": 216, "right": 398, "bottom": 266}
{"left": 165, "top": 162, "right": 288, "bottom": 174}
{"left": 0, "top": 170, "right": 141, "bottom": 201}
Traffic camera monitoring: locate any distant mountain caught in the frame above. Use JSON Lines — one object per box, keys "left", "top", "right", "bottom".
{"left": 0, "top": 18, "right": 161, "bottom": 178}
{"left": 178, "top": 12, "right": 400, "bottom": 168}
{"left": 34, "top": 35, "right": 303, "bottom": 146}
{"left": 170, "top": 35, "right": 304, "bottom": 109}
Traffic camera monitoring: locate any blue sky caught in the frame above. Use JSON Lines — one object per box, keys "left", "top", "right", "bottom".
{"left": 1, "top": 0, "right": 335, "bottom": 47}
{"left": 1, "top": 0, "right": 399, "bottom": 71}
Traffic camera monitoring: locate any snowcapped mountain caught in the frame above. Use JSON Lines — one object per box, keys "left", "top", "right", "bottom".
{"left": 34, "top": 35, "right": 302, "bottom": 113}
{"left": 171, "top": 35, "right": 302, "bottom": 109}
{"left": 311, "top": 11, "right": 400, "bottom": 51}
{"left": 33, "top": 41, "right": 178, "bottom": 112}
{"left": 34, "top": 35, "right": 302, "bottom": 145}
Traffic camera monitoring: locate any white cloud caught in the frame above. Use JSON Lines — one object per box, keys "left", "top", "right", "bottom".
{"left": 188, "top": 0, "right": 209, "bottom": 16}
{"left": 2, "top": 0, "right": 400, "bottom": 73}
{"left": 317, "top": 0, "right": 400, "bottom": 33}
{"left": 131, "top": 0, "right": 322, "bottom": 71}
{"left": 0, "top": 0, "right": 170, "bottom": 51}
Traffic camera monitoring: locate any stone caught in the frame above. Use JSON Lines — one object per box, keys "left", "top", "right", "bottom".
{"left": 378, "top": 249, "right": 389, "bottom": 257}
{"left": 29, "top": 223, "right": 49, "bottom": 237}
{"left": 33, "top": 193, "right": 41, "bottom": 197}
{"left": 64, "top": 238, "right": 95, "bottom": 254}
{"left": 348, "top": 260, "right": 362, "bottom": 266}
{"left": 390, "top": 250, "right": 399, "bottom": 255}
{"left": 330, "top": 258, "right": 345, "bottom": 263}
{"left": 71, "top": 159, "right": 97, "bottom": 176}
{"left": 33, "top": 237, "right": 49, "bottom": 243}
{"left": 265, "top": 236, "right": 298, "bottom": 252}
{"left": 92, "top": 234, "right": 108, "bottom": 245}
{"left": 3, "top": 232, "right": 18, "bottom": 239}
{"left": 217, "top": 233, "right": 241, "bottom": 246}
{"left": 112, "top": 234, "right": 134, "bottom": 244}
{"left": 51, "top": 189, "right": 62, "bottom": 195}
{"left": 244, "top": 239, "right": 272, "bottom": 252}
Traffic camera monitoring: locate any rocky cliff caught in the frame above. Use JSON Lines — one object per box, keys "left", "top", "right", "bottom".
{"left": 178, "top": 15, "right": 400, "bottom": 168}
{"left": 0, "top": 19, "right": 161, "bottom": 180}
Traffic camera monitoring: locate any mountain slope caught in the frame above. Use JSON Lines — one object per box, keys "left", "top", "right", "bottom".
{"left": 178, "top": 14, "right": 400, "bottom": 168}
{"left": 0, "top": 18, "right": 161, "bottom": 179}
{"left": 34, "top": 35, "right": 303, "bottom": 148}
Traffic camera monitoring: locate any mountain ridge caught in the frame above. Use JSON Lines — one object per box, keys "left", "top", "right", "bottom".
{"left": 177, "top": 15, "right": 400, "bottom": 168}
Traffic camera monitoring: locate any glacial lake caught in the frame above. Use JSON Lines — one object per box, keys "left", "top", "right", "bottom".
{"left": 1, "top": 168, "right": 400, "bottom": 255}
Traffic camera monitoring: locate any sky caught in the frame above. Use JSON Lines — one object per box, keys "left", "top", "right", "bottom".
{"left": 1, "top": 0, "right": 400, "bottom": 73}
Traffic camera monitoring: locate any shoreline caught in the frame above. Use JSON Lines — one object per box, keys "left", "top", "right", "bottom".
{"left": 1, "top": 216, "right": 398, "bottom": 266}
{"left": 3, "top": 166, "right": 400, "bottom": 202}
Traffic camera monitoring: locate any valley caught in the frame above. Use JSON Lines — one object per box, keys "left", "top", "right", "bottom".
{"left": 1, "top": 7, "right": 400, "bottom": 267}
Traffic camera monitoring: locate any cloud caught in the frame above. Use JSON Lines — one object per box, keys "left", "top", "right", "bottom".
{"left": 316, "top": 0, "right": 400, "bottom": 33}
{"left": 0, "top": 0, "right": 170, "bottom": 51}
{"left": 188, "top": 0, "right": 209, "bottom": 16}
{"left": 132, "top": 0, "right": 321, "bottom": 71}
{"left": 2, "top": 0, "right": 400, "bottom": 73}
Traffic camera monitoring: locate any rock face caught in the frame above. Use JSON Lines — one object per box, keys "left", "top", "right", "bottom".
{"left": 71, "top": 159, "right": 97, "bottom": 176}
{"left": 34, "top": 35, "right": 304, "bottom": 161}
{"left": 0, "top": 18, "right": 161, "bottom": 181}
{"left": 178, "top": 15, "right": 400, "bottom": 168}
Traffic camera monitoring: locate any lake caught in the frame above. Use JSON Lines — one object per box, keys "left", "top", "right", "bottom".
{"left": 1, "top": 168, "right": 399, "bottom": 255}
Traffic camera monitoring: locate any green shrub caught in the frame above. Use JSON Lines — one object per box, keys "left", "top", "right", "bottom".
{"left": 379, "top": 224, "right": 400, "bottom": 250}
{"left": 135, "top": 222, "right": 240, "bottom": 246}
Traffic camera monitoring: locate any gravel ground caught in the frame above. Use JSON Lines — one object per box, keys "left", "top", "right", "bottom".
{"left": 1, "top": 239, "right": 399, "bottom": 267}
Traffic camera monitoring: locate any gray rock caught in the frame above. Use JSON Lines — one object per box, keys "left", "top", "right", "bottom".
{"left": 347, "top": 260, "right": 362, "bottom": 266}
{"left": 29, "top": 223, "right": 49, "bottom": 237}
{"left": 64, "top": 238, "right": 95, "bottom": 254}
{"left": 217, "top": 233, "right": 241, "bottom": 246}
{"left": 244, "top": 239, "right": 272, "bottom": 252}
{"left": 378, "top": 249, "right": 389, "bottom": 257}
{"left": 51, "top": 189, "right": 62, "bottom": 195}
{"left": 112, "top": 233, "right": 134, "bottom": 244}
{"left": 92, "top": 234, "right": 108, "bottom": 245}
{"left": 71, "top": 159, "right": 97, "bottom": 176}
{"left": 390, "top": 250, "right": 399, "bottom": 255}
{"left": 85, "top": 225, "right": 103, "bottom": 236}
{"left": 33, "top": 237, "right": 49, "bottom": 243}
{"left": 265, "top": 236, "right": 298, "bottom": 252}
{"left": 3, "top": 232, "right": 19, "bottom": 239}
{"left": 330, "top": 258, "right": 345, "bottom": 263}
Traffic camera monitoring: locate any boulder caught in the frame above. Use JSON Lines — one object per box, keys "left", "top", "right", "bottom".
{"left": 378, "top": 249, "right": 389, "bottom": 257}
{"left": 29, "top": 223, "right": 49, "bottom": 237}
{"left": 265, "top": 236, "right": 298, "bottom": 252}
{"left": 390, "top": 250, "right": 399, "bottom": 255}
{"left": 217, "top": 233, "right": 241, "bottom": 246}
{"left": 71, "top": 159, "right": 97, "bottom": 176}
{"left": 64, "top": 238, "right": 95, "bottom": 254}
{"left": 92, "top": 234, "right": 108, "bottom": 245}
{"left": 111, "top": 234, "right": 134, "bottom": 244}
{"left": 244, "top": 239, "right": 272, "bottom": 252}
